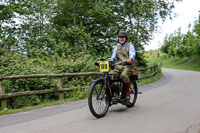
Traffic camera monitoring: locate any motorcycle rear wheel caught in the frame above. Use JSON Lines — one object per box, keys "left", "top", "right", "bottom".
{"left": 126, "top": 81, "right": 138, "bottom": 108}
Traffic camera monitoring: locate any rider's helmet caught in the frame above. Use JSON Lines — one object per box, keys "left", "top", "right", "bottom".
{"left": 118, "top": 31, "right": 128, "bottom": 41}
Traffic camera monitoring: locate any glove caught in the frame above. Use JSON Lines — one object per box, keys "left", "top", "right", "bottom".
{"left": 126, "top": 58, "right": 134, "bottom": 64}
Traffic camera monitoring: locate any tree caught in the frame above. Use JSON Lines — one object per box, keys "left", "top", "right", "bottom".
{"left": 0, "top": 0, "right": 55, "bottom": 54}
{"left": 1, "top": 0, "right": 182, "bottom": 66}
{"left": 183, "top": 32, "right": 196, "bottom": 63}
{"left": 51, "top": 0, "right": 181, "bottom": 65}
{"left": 0, "top": 0, "right": 21, "bottom": 49}
{"left": 51, "top": 0, "right": 118, "bottom": 56}
{"left": 161, "top": 35, "right": 171, "bottom": 58}
{"left": 172, "top": 29, "right": 185, "bottom": 59}
{"left": 193, "top": 15, "right": 200, "bottom": 56}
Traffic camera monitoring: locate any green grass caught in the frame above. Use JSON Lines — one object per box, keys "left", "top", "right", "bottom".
{"left": 145, "top": 50, "right": 200, "bottom": 72}
{"left": 0, "top": 100, "right": 66, "bottom": 115}
{"left": 0, "top": 92, "right": 90, "bottom": 116}
{"left": 138, "top": 67, "right": 163, "bottom": 86}
{"left": 0, "top": 87, "right": 89, "bottom": 116}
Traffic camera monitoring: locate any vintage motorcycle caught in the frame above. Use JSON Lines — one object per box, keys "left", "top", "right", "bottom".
{"left": 88, "top": 58, "right": 141, "bottom": 118}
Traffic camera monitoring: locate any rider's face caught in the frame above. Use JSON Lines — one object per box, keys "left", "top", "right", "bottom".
{"left": 118, "top": 36, "right": 126, "bottom": 45}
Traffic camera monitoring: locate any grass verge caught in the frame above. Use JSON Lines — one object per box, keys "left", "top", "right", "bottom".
{"left": 145, "top": 50, "right": 200, "bottom": 72}
{"left": 0, "top": 100, "right": 66, "bottom": 116}
{"left": 138, "top": 66, "right": 163, "bottom": 86}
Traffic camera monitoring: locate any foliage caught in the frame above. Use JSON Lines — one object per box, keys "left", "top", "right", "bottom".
{"left": 0, "top": 44, "right": 10, "bottom": 56}
{"left": 0, "top": 51, "right": 98, "bottom": 109}
{"left": 160, "top": 15, "right": 200, "bottom": 61}
{"left": 0, "top": 0, "right": 181, "bottom": 66}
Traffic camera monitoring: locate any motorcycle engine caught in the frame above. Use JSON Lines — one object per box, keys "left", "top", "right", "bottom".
{"left": 110, "top": 82, "right": 121, "bottom": 96}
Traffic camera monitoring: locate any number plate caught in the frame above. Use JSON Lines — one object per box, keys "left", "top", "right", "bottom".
{"left": 100, "top": 61, "right": 109, "bottom": 72}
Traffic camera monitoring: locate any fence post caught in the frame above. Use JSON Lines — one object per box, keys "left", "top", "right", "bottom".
{"left": 57, "top": 78, "right": 64, "bottom": 100}
{"left": 146, "top": 68, "right": 148, "bottom": 77}
{"left": 156, "top": 65, "right": 158, "bottom": 72}
{"left": 0, "top": 80, "right": 6, "bottom": 108}
{"left": 138, "top": 70, "right": 141, "bottom": 79}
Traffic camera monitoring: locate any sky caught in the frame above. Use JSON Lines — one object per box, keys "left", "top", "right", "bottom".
{"left": 144, "top": 0, "right": 200, "bottom": 51}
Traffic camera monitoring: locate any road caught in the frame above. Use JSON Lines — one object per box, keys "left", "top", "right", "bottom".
{"left": 0, "top": 68, "right": 200, "bottom": 133}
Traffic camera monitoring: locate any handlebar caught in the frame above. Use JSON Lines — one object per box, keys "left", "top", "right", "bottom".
{"left": 95, "top": 60, "right": 127, "bottom": 67}
{"left": 113, "top": 61, "right": 127, "bottom": 66}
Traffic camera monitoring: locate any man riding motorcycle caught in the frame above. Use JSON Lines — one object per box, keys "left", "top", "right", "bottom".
{"left": 110, "top": 31, "right": 136, "bottom": 100}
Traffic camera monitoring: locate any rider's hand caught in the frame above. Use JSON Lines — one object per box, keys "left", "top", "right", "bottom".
{"left": 126, "top": 58, "right": 134, "bottom": 64}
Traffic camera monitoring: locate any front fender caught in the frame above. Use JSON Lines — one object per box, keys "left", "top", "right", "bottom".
{"left": 93, "top": 78, "right": 104, "bottom": 83}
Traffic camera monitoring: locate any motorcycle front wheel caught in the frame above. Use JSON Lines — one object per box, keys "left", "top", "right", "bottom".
{"left": 88, "top": 80, "right": 110, "bottom": 118}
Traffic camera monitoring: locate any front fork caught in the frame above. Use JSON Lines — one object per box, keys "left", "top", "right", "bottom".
{"left": 102, "top": 73, "right": 112, "bottom": 106}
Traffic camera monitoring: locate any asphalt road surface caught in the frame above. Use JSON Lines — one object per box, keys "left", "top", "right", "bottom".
{"left": 0, "top": 68, "right": 200, "bottom": 133}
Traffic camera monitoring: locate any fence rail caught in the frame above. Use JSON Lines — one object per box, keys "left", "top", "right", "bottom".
{"left": 0, "top": 65, "right": 158, "bottom": 109}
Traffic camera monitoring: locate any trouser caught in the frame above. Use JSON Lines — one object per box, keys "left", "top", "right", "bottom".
{"left": 109, "top": 65, "right": 134, "bottom": 96}
{"left": 109, "top": 65, "right": 133, "bottom": 83}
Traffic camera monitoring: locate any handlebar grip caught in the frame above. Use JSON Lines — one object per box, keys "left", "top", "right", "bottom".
{"left": 95, "top": 61, "right": 100, "bottom": 66}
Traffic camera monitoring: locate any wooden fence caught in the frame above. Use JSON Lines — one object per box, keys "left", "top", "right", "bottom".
{"left": 0, "top": 65, "right": 158, "bottom": 109}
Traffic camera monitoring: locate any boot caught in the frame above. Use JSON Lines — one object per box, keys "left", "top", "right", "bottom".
{"left": 123, "top": 82, "right": 130, "bottom": 100}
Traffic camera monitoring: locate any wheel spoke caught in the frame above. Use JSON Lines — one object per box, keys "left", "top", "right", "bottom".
{"left": 88, "top": 80, "right": 109, "bottom": 117}
{"left": 93, "top": 99, "right": 106, "bottom": 114}
{"left": 126, "top": 82, "right": 138, "bottom": 108}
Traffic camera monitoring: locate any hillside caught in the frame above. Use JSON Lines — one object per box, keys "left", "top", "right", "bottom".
{"left": 145, "top": 50, "right": 200, "bottom": 72}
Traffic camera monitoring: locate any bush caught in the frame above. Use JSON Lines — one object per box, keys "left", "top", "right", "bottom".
{"left": 0, "top": 52, "right": 98, "bottom": 109}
